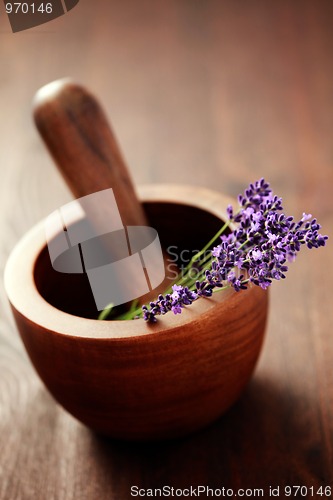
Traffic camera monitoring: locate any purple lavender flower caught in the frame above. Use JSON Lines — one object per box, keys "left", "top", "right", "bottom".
{"left": 143, "top": 284, "right": 199, "bottom": 323}
{"left": 141, "top": 178, "right": 328, "bottom": 322}
{"left": 212, "top": 246, "right": 222, "bottom": 258}
{"left": 227, "top": 271, "right": 248, "bottom": 292}
{"left": 171, "top": 304, "right": 182, "bottom": 315}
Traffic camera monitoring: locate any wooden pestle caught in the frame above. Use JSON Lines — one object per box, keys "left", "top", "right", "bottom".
{"left": 33, "top": 79, "right": 174, "bottom": 309}
{"left": 33, "top": 79, "right": 148, "bottom": 226}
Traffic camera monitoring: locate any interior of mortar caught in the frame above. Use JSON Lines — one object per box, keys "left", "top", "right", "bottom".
{"left": 34, "top": 201, "right": 224, "bottom": 319}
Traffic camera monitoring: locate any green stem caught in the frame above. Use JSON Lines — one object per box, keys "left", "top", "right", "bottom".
{"left": 181, "top": 256, "right": 214, "bottom": 290}
{"left": 97, "top": 303, "right": 114, "bottom": 321}
{"left": 163, "top": 219, "right": 231, "bottom": 295}
{"left": 115, "top": 299, "right": 140, "bottom": 321}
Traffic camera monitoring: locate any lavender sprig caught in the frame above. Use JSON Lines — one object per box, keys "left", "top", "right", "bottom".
{"left": 141, "top": 178, "right": 328, "bottom": 323}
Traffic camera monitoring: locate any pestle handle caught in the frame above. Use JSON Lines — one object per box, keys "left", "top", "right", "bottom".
{"left": 33, "top": 79, "right": 176, "bottom": 310}
{"left": 33, "top": 79, "right": 148, "bottom": 228}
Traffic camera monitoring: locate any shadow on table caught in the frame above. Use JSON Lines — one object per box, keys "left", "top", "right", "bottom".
{"left": 90, "top": 375, "right": 327, "bottom": 490}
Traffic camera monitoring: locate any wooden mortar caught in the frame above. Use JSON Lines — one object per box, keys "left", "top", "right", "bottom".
{"left": 4, "top": 184, "right": 269, "bottom": 441}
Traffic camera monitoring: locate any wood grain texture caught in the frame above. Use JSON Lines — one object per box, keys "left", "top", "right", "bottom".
{"left": 0, "top": 0, "right": 332, "bottom": 498}
{"left": 33, "top": 79, "right": 148, "bottom": 227}
{"left": 5, "top": 186, "right": 268, "bottom": 441}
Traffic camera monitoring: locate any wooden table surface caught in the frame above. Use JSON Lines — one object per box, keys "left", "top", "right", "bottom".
{"left": 0, "top": 1, "right": 332, "bottom": 498}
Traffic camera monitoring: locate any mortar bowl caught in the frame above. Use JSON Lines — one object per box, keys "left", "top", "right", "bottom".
{"left": 4, "top": 184, "right": 268, "bottom": 441}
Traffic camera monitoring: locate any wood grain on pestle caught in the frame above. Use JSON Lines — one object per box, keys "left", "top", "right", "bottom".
{"left": 33, "top": 80, "right": 175, "bottom": 310}
{"left": 33, "top": 79, "right": 148, "bottom": 227}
